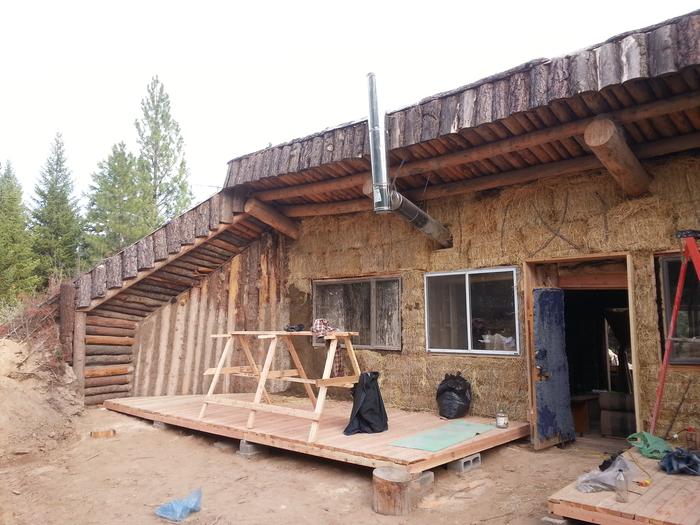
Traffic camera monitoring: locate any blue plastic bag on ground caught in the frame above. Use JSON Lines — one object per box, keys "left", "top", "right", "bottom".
{"left": 155, "top": 489, "right": 202, "bottom": 522}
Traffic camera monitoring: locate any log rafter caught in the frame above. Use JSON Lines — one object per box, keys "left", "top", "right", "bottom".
{"left": 250, "top": 91, "right": 700, "bottom": 205}
{"left": 274, "top": 132, "right": 700, "bottom": 217}
{"left": 78, "top": 214, "right": 250, "bottom": 312}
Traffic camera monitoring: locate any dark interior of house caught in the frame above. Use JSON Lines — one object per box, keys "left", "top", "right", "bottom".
{"left": 564, "top": 290, "right": 634, "bottom": 438}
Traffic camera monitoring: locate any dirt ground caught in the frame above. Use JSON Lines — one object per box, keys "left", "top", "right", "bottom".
{"left": 0, "top": 338, "right": 82, "bottom": 462}
{"left": 0, "top": 405, "right": 626, "bottom": 525}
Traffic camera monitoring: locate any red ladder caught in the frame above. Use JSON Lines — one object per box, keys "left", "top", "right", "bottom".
{"left": 649, "top": 230, "right": 700, "bottom": 434}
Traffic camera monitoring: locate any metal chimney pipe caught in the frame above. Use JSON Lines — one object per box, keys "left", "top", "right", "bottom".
{"left": 390, "top": 192, "right": 453, "bottom": 248}
{"left": 365, "top": 72, "right": 453, "bottom": 248}
{"left": 367, "top": 72, "right": 393, "bottom": 213}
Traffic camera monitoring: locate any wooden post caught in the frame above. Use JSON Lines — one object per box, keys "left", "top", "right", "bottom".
{"left": 58, "top": 282, "right": 76, "bottom": 363}
{"left": 243, "top": 198, "right": 300, "bottom": 239}
{"left": 372, "top": 467, "right": 413, "bottom": 515}
{"left": 224, "top": 258, "right": 239, "bottom": 394}
{"left": 199, "top": 337, "right": 234, "bottom": 419}
{"left": 246, "top": 337, "right": 278, "bottom": 429}
{"left": 73, "top": 312, "right": 87, "bottom": 392}
{"left": 238, "top": 335, "right": 272, "bottom": 404}
{"left": 308, "top": 337, "right": 337, "bottom": 442}
{"left": 584, "top": 118, "right": 652, "bottom": 197}
{"left": 281, "top": 335, "right": 317, "bottom": 408}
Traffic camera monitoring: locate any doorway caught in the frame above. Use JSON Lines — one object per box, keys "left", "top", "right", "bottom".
{"left": 564, "top": 289, "right": 634, "bottom": 438}
{"left": 525, "top": 255, "right": 639, "bottom": 449}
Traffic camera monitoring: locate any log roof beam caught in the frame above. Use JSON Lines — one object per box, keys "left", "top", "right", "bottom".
{"left": 584, "top": 118, "right": 652, "bottom": 197}
{"left": 275, "top": 131, "right": 700, "bottom": 217}
{"left": 243, "top": 198, "right": 300, "bottom": 239}
{"left": 249, "top": 91, "right": 700, "bottom": 204}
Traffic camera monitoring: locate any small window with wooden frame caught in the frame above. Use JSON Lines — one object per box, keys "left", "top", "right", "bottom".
{"left": 312, "top": 277, "right": 401, "bottom": 350}
{"left": 656, "top": 255, "right": 700, "bottom": 365}
{"left": 425, "top": 267, "right": 520, "bottom": 355}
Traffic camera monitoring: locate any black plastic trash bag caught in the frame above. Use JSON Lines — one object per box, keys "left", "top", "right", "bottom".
{"left": 436, "top": 372, "right": 472, "bottom": 419}
{"left": 344, "top": 371, "right": 388, "bottom": 435}
{"left": 659, "top": 448, "right": 700, "bottom": 475}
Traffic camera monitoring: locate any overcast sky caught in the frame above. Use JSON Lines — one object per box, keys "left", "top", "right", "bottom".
{"left": 1, "top": 0, "right": 696, "bottom": 206}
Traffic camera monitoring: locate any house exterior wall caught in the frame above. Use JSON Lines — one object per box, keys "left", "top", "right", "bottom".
{"left": 130, "top": 263, "right": 232, "bottom": 397}
{"left": 130, "top": 234, "right": 291, "bottom": 397}
{"left": 278, "top": 153, "right": 700, "bottom": 431}
{"left": 129, "top": 153, "right": 699, "bottom": 434}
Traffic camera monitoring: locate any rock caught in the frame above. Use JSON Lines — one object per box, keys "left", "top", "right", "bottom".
{"left": 11, "top": 490, "right": 20, "bottom": 496}
{"left": 12, "top": 450, "right": 30, "bottom": 455}
{"left": 48, "top": 432, "right": 55, "bottom": 439}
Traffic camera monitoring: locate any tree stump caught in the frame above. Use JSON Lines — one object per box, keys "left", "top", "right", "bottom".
{"left": 372, "top": 466, "right": 412, "bottom": 515}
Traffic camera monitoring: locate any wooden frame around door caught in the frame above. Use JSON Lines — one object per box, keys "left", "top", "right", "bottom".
{"left": 522, "top": 253, "right": 642, "bottom": 448}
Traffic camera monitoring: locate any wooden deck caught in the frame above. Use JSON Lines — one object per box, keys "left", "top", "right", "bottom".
{"left": 548, "top": 449, "right": 700, "bottom": 525}
{"left": 105, "top": 394, "right": 529, "bottom": 473}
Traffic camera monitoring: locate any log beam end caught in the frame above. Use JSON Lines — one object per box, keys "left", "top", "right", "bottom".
{"left": 244, "top": 198, "right": 300, "bottom": 239}
{"left": 584, "top": 118, "right": 652, "bottom": 197}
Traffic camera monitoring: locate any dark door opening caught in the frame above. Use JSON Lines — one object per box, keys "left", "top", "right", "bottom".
{"left": 564, "top": 290, "right": 634, "bottom": 438}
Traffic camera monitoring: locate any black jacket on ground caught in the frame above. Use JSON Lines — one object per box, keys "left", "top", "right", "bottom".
{"left": 343, "top": 371, "right": 388, "bottom": 435}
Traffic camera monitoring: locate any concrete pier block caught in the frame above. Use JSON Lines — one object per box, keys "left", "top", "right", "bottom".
{"left": 447, "top": 452, "right": 481, "bottom": 474}
{"left": 238, "top": 439, "right": 266, "bottom": 457}
{"left": 409, "top": 470, "right": 435, "bottom": 502}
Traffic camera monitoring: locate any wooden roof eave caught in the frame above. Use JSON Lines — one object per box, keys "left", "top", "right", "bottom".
{"left": 225, "top": 11, "right": 700, "bottom": 189}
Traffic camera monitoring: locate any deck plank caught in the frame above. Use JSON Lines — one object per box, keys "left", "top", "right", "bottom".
{"left": 548, "top": 449, "right": 700, "bottom": 525}
{"left": 105, "top": 394, "right": 529, "bottom": 472}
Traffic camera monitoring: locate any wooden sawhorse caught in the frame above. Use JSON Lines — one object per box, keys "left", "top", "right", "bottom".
{"left": 198, "top": 330, "right": 361, "bottom": 442}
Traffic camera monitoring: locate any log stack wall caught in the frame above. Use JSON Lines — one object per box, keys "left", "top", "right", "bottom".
{"left": 68, "top": 190, "right": 262, "bottom": 403}
{"left": 83, "top": 313, "right": 137, "bottom": 405}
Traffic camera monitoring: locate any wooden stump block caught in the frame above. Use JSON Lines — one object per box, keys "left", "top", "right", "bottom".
{"left": 90, "top": 429, "right": 116, "bottom": 438}
{"left": 372, "top": 466, "right": 412, "bottom": 515}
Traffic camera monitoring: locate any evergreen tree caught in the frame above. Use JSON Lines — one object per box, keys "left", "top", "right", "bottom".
{"left": 31, "top": 134, "right": 83, "bottom": 284}
{"left": 0, "top": 161, "right": 39, "bottom": 304}
{"left": 135, "top": 76, "right": 192, "bottom": 225}
{"left": 84, "top": 142, "right": 153, "bottom": 262}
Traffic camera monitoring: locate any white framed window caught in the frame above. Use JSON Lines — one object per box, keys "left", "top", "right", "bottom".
{"left": 425, "top": 267, "right": 520, "bottom": 355}
{"left": 312, "top": 277, "right": 401, "bottom": 350}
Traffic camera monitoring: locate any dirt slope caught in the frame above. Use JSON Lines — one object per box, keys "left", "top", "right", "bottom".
{"left": 0, "top": 338, "right": 83, "bottom": 463}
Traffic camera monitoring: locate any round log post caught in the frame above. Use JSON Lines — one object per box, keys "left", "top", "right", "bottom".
{"left": 372, "top": 466, "right": 413, "bottom": 516}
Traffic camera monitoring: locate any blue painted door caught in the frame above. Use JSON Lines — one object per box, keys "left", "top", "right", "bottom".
{"left": 532, "top": 288, "right": 575, "bottom": 449}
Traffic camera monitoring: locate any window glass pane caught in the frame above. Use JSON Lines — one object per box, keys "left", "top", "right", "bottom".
{"left": 375, "top": 280, "right": 400, "bottom": 348}
{"left": 664, "top": 259, "right": 700, "bottom": 363}
{"left": 426, "top": 274, "right": 467, "bottom": 350}
{"left": 469, "top": 271, "right": 517, "bottom": 352}
{"left": 315, "top": 282, "right": 371, "bottom": 345}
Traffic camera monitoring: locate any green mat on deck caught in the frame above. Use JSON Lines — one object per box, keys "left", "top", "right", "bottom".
{"left": 390, "top": 420, "right": 496, "bottom": 452}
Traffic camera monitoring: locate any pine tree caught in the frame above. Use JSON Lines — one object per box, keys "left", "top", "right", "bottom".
{"left": 136, "top": 76, "right": 192, "bottom": 225}
{"left": 0, "top": 161, "right": 40, "bottom": 304}
{"left": 84, "top": 142, "right": 153, "bottom": 262}
{"left": 31, "top": 133, "right": 83, "bottom": 284}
